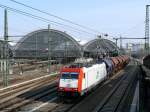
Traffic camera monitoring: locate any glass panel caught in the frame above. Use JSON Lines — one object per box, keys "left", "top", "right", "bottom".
{"left": 61, "top": 72, "right": 79, "bottom": 79}
{"left": 70, "top": 72, "right": 79, "bottom": 79}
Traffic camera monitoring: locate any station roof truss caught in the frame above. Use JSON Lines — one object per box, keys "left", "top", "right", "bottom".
{"left": 83, "top": 38, "right": 120, "bottom": 55}
{"left": 13, "top": 29, "right": 120, "bottom": 59}
{"left": 14, "top": 29, "right": 82, "bottom": 58}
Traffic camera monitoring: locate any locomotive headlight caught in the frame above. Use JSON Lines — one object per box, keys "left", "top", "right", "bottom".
{"left": 59, "top": 87, "right": 64, "bottom": 90}
{"left": 74, "top": 88, "right": 78, "bottom": 91}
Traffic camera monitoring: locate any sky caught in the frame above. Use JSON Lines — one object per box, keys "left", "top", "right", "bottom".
{"left": 0, "top": 0, "right": 149, "bottom": 46}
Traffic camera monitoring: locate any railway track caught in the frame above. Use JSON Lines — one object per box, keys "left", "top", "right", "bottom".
{"left": 18, "top": 67, "right": 132, "bottom": 112}
{"left": 17, "top": 92, "right": 83, "bottom": 112}
{"left": 0, "top": 73, "right": 57, "bottom": 93}
{"left": 0, "top": 65, "right": 139, "bottom": 112}
{"left": 41, "top": 69, "right": 129, "bottom": 112}
{"left": 92, "top": 66, "right": 139, "bottom": 112}
{"left": 0, "top": 74, "right": 58, "bottom": 112}
{"left": 66, "top": 65, "right": 139, "bottom": 112}
{"left": 49, "top": 97, "right": 84, "bottom": 112}
{"left": 2, "top": 85, "right": 57, "bottom": 112}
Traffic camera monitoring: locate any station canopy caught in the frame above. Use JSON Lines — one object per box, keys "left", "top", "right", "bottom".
{"left": 14, "top": 29, "right": 82, "bottom": 59}
{"left": 83, "top": 38, "right": 120, "bottom": 56}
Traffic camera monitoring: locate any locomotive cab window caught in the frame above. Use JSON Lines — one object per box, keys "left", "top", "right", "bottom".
{"left": 61, "top": 72, "right": 79, "bottom": 79}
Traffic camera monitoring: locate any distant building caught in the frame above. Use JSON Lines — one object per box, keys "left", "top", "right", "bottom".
{"left": 126, "top": 43, "right": 144, "bottom": 52}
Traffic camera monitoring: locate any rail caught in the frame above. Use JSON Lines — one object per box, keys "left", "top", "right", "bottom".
{"left": 93, "top": 66, "right": 139, "bottom": 112}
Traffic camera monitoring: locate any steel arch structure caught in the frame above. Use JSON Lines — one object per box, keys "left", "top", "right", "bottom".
{"left": 14, "top": 29, "right": 82, "bottom": 59}
{"left": 83, "top": 38, "right": 120, "bottom": 57}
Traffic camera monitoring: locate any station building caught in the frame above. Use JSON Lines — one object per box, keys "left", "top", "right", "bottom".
{"left": 13, "top": 29, "right": 120, "bottom": 61}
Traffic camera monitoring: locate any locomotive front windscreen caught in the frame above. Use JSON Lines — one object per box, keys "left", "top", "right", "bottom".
{"left": 61, "top": 72, "right": 79, "bottom": 79}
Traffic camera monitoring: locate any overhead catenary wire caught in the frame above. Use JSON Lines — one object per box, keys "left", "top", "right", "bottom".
{"left": 0, "top": 4, "right": 97, "bottom": 36}
{"left": 1, "top": 1, "right": 144, "bottom": 50}
{"left": 9, "top": 0, "right": 101, "bottom": 34}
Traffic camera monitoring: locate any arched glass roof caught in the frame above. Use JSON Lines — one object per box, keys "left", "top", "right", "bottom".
{"left": 83, "top": 38, "right": 120, "bottom": 56}
{"left": 14, "top": 29, "right": 120, "bottom": 59}
{"left": 14, "top": 29, "right": 82, "bottom": 58}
